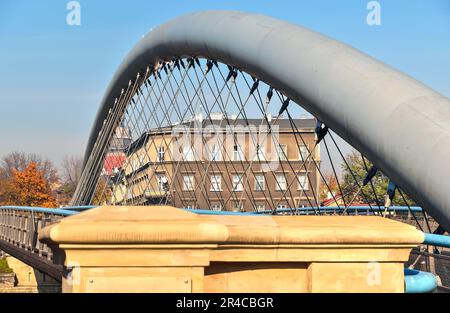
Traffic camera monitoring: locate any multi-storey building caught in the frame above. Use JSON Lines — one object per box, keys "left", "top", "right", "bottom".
{"left": 109, "top": 115, "right": 320, "bottom": 212}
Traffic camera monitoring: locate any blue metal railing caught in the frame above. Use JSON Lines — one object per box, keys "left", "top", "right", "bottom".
{"left": 0, "top": 205, "right": 423, "bottom": 216}
{"left": 186, "top": 206, "right": 423, "bottom": 215}
{"left": 185, "top": 209, "right": 258, "bottom": 216}
{"left": 58, "top": 205, "right": 97, "bottom": 212}
{"left": 0, "top": 206, "right": 78, "bottom": 216}
{"left": 255, "top": 206, "right": 424, "bottom": 215}
{"left": 423, "top": 233, "right": 450, "bottom": 248}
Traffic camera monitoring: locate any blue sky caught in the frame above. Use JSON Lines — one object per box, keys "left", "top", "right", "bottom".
{"left": 0, "top": 0, "right": 449, "bottom": 167}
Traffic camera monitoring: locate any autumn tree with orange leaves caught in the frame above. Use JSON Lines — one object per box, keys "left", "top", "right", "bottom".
{"left": 319, "top": 172, "right": 340, "bottom": 202}
{"left": 10, "top": 162, "right": 57, "bottom": 207}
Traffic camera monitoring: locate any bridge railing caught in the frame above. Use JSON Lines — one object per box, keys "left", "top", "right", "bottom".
{"left": 0, "top": 206, "right": 77, "bottom": 280}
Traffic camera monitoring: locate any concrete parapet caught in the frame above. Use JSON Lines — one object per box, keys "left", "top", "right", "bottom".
{"left": 39, "top": 205, "right": 424, "bottom": 293}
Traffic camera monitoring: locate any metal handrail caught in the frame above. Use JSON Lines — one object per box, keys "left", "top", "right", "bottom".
{"left": 0, "top": 206, "right": 78, "bottom": 216}
{"left": 424, "top": 233, "right": 450, "bottom": 248}
{"left": 256, "top": 206, "right": 424, "bottom": 214}
{"left": 186, "top": 206, "right": 424, "bottom": 215}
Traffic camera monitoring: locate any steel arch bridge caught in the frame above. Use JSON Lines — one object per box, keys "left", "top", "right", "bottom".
{"left": 72, "top": 10, "right": 450, "bottom": 231}
{"left": 1, "top": 11, "right": 450, "bottom": 292}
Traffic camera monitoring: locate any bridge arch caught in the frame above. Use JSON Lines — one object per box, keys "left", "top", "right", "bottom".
{"left": 73, "top": 10, "right": 450, "bottom": 231}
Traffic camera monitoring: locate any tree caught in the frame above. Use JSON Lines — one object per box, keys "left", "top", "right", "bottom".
{"left": 0, "top": 169, "right": 15, "bottom": 206}
{"left": 92, "top": 177, "right": 111, "bottom": 206}
{"left": 0, "top": 152, "right": 59, "bottom": 185}
{"left": 58, "top": 155, "right": 84, "bottom": 205}
{"left": 61, "top": 155, "right": 83, "bottom": 186}
{"left": 319, "top": 173, "right": 340, "bottom": 202}
{"left": 340, "top": 150, "right": 415, "bottom": 206}
{"left": 10, "top": 162, "right": 57, "bottom": 207}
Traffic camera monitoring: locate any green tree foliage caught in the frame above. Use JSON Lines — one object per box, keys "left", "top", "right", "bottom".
{"left": 341, "top": 150, "right": 416, "bottom": 206}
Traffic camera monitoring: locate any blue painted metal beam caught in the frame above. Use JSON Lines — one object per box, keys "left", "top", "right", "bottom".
{"left": 185, "top": 209, "right": 257, "bottom": 216}
{"left": 423, "top": 233, "right": 450, "bottom": 248}
{"left": 254, "top": 206, "right": 423, "bottom": 215}
{"left": 404, "top": 268, "right": 437, "bottom": 293}
{"left": 0, "top": 206, "right": 77, "bottom": 216}
{"left": 59, "top": 205, "right": 97, "bottom": 211}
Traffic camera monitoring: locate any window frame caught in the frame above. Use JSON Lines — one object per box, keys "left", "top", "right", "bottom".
{"left": 210, "top": 144, "right": 222, "bottom": 161}
{"left": 256, "top": 203, "right": 265, "bottom": 212}
{"left": 183, "top": 145, "right": 194, "bottom": 161}
{"left": 275, "top": 175, "right": 287, "bottom": 191}
{"left": 210, "top": 175, "right": 222, "bottom": 192}
{"left": 299, "top": 145, "right": 309, "bottom": 161}
{"left": 277, "top": 144, "right": 288, "bottom": 161}
{"left": 182, "top": 174, "right": 195, "bottom": 191}
{"left": 254, "top": 174, "right": 266, "bottom": 191}
{"left": 157, "top": 146, "right": 165, "bottom": 163}
{"left": 232, "top": 174, "right": 244, "bottom": 191}
{"left": 232, "top": 201, "right": 244, "bottom": 212}
{"left": 233, "top": 144, "right": 244, "bottom": 161}
{"left": 157, "top": 174, "right": 168, "bottom": 191}
{"left": 297, "top": 174, "right": 309, "bottom": 191}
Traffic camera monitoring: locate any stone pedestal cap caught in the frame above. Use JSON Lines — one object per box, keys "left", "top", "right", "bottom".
{"left": 39, "top": 206, "right": 425, "bottom": 246}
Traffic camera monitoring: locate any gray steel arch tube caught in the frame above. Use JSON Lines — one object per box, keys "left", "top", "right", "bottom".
{"left": 77, "top": 11, "right": 450, "bottom": 231}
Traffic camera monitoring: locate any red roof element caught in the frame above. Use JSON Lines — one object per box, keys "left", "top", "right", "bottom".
{"left": 321, "top": 194, "right": 343, "bottom": 207}
{"left": 103, "top": 153, "right": 126, "bottom": 175}
{"left": 321, "top": 194, "right": 369, "bottom": 207}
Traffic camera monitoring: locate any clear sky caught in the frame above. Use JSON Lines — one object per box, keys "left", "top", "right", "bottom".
{"left": 0, "top": 0, "right": 449, "bottom": 168}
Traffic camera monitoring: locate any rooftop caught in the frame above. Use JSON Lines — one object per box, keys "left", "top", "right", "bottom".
{"left": 123, "top": 116, "right": 317, "bottom": 155}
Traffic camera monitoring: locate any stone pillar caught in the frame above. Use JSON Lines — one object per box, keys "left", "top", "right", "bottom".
{"left": 39, "top": 205, "right": 424, "bottom": 293}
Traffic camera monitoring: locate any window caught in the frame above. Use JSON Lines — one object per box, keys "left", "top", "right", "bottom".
{"left": 183, "top": 175, "right": 194, "bottom": 191}
{"left": 232, "top": 201, "right": 243, "bottom": 212}
{"left": 277, "top": 144, "right": 287, "bottom": 161}
{"left": 277, "top": 204, "right": 287, "bottom": 211}
{"left": 131, "top": 158, "right": 140, "bottom": 171}
{"left": 232, "top": 175, "right": 244, "bottom": 191}
{"left": 157, "top": 175, "right": 168, "bottom": 191}
{"left": 297, "top": 175, "right": 309, "bottom": 190}
{"left": 211, "top": 204, "right": 222, "bottom": 211}
{"left": 210, "top": 144, "right": 222, "bottom": 161}
{"left": 210, "top": 175, "right": 222, "bottom": 191}
{"left": 233, "top": 145, "right": 244, "bottom": 161}
{"left": 183, "top": 145, "right": 194, "bottom": 161}
{"left": 253, "top": 144, "right": 266, "bottom": 161}
{"left": 185, "top": 204, "right": 194, "bottom": 210}
{"left": 275, "top": 175, "right": 287, "bottom": 191}
{"left": 254, "top": 175, "right": 265, "bottom": 191}
{"left": 299, "top": 145, "right": 309, "bottom": 161}
{"left": 256, "top": 204, "right": 265, "bottom": 212}
{"left": 157, "top": 146, "right": 165, "bottom": 162}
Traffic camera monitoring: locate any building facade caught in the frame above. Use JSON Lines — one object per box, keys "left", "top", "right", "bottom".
{"left": 107, "top": 115, "right": 320, "bottom": 212}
